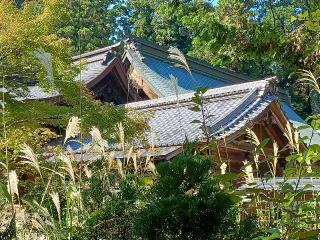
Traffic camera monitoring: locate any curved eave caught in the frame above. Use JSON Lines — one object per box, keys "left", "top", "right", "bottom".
{"left": 220, "top": 100, "right": 288, "bottom": 145}
{"left": 85, "top": 57, "right": 130, "bottom": 95}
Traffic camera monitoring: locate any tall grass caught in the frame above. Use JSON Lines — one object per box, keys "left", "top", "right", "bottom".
{"left": 240, "top": 120, "right": 320, "bottom": 239}
{"left": 0, "top": 116, "right": 158, "bottom": 239}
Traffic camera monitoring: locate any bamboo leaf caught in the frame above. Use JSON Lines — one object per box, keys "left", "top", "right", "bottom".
{"left": 0, "top": 161, "right": 7, "bottom": 170}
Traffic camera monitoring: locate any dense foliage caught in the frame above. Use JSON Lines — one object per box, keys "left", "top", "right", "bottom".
{"left": 0, "top": 126, "right": 262, "bottom": 239}
{"left": 12, "top": 0, "right": 320, "bottom": 116}
{"left": 1, "top": 1, "right": 320, "bottom": 240}
{"left": 58, "top": 0, "right": 120, "bottom": 54}
{"left": 2, "top": 114, "right": 320, "bottom": 239}
{"left": 0, "top": 0, "right": 146, "bottom": 171}
{"left": 133, "top": 150, "right": 259, "bottom": 240}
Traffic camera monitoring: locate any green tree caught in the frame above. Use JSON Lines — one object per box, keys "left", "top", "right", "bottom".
{"left": 134, "top": 148, "right": 259, "bottom": 240}
{"left": 179, "top": 0, "right": 320, "bottom": 117}
{"left": 0, "top": 0, "right": 74, "bottom": 154}
{"left": 58, "top": 0, "right": 120, "bottom": 54}
{"left": 121, "top": 0, "right": 212, "bottom": 52}
{"left": 0, "top": 0, "right": 146, "bottom": 175}
{"left": 73, "top": 174, "right": 140, "bottom": 240}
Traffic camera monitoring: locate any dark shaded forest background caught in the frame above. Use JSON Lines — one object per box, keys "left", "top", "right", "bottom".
{"left": 15, "top": 0, "right": 320, "bottom": 117}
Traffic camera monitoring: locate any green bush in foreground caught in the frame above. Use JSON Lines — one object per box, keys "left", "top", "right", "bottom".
{"left": 134, "top": 149, "right": 260, "bottom": 240}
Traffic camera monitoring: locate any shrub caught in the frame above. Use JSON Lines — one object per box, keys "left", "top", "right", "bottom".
{"left": 134, "top": 149, "right": 259, "bottom": 240}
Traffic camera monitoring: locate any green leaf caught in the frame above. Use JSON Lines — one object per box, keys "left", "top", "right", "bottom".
{"left": 294, "top": 190, "right": 306, "bottom": 200}
{"left": 0, "top": 161, "right": 7, "bottom": 170}
{"left": 297, "top": 125, "right": 310, "bottom": 131}
{"left": 216, "top": 172, "right": 238, "bottom": 182}
{"left": 281, "top": 183, "right": 294, "bottom": 192}
{"left": 311, "top": 118, "right": 320, "bottom": 130}
{"left": 284, "top": 167, "right": 297, "bottom": 179}
{"left": 139, "top": 177, "right": 154, "bottom": 185}
{"left": 298, "top": 11, "right": 309, "bottom": 19}
{"left": 0, "top": 182, "right": 12, "bottom": 203}
{"left": 286, "top": 153, "right": 303, "bottom": 163}
{"left": 205, "top": 114, "right": 215, "bottom": 119}
{"left": 196, "top": 86, "right": 208, "bottom": 94}
{"left": 264, "top": 232, "right": 281, "bottom": 240}
{"left": 254, "top": 229, "right": 281, "bottom": 240}
{"left": 290, "top": 230, "right": 320, "bottom": 239}
{"left": 189, "top": 106, "right": 201, "bottom": 112}
{"left": 303, "top": 184, "right": 314, "bottom": 190}
{"left": 284, "top": 192, "right": 295, "bottom": 206}
{"left": 256, "top": 138, "right": 269, "bottom": 153}
{"left": 191, "top": 119, "right": 202, "bottom": 124}
{"left": 229, "top": 194, "right": 243, "bottom": 203}
{"left": 191, "top": 95, "right": 202, "bottom": 105}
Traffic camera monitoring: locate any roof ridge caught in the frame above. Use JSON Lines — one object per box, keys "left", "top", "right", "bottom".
{"left": 126, "top": 77, "right": 277, "bottom": 110}
{"left": 72, "top": 41, "right": 122, "bottom": 61}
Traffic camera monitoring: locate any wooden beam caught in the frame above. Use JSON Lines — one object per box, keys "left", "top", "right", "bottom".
{"left": 262, "top": 121, "right": 286, "bottom": 148}
{"left": 269, "top": 101, "right": 289, "bottom": 133}
{"left": 129, "top": 69, "right": 159, "bottom": 99}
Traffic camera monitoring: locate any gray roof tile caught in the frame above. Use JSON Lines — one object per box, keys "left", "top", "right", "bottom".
{"left": 26, "top": 53, "right": 110, "bottom": 100}
{"left": 125, "top": 39, "right": 319, "bottom": 144}
{"left": 20, "top": 39, "right": 319, "bottom": 145}
{"left": 239, "top": 177, "right": 320, "bottom": 191}
{"left": 126, "top": 79, "right": 278, "bottom": 147}
{"left": 126, "top": 48, "right": 227, "bottom": 97}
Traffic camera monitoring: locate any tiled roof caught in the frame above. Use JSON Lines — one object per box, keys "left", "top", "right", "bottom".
{"left": 72, "top": 146, "right": 183, "bottom": 162}
{"left": 24, "top": 86, "right": 59, "bottom": 100}
{"left": 124, "top": 37, "right": 298, "bottom": 104}
{"left": 62, "top": 78, "right": 279, "bottom": 159}
{"left": 75, "top": 60, "right": 108, "bottom": 84}
{"left": 124, "top": 38, "right": 320, "bottom": 144}
{"left": 239, "top": 177, "right": 320, "bottom": 191}
{"left": 126, "top": 78, "right": 277, "bottom": 147}
{"left": 124, "top": 37, "right": 253, "bottom": 85}
{"left": 24, "top": 52, "right": 116, "bottom": 100}
{"left": 124, "top": 38, "right": 245, "bottom": 97}
{"left": 19, "top": 38, "right": 318, "bottom": 144}
{"left": 24, "top": 42, "right": 125, "bottom": 101}
{"left": 280, "top": 102, "right": 320, "bottom": 145}
{"left": 125, "top": 48, "right": 181, "bottom": 97}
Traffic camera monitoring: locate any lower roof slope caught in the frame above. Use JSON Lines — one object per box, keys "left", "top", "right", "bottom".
{"left": 126, "top": 78, "right": 278, "bottom": 148}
